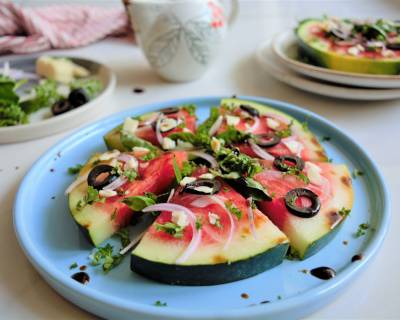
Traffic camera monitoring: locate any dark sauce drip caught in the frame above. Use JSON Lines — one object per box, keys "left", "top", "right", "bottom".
{"left": 79, "top": 265, "right": 87, "bottom": 271}
{"left": 260, "top": 300, "right": 270, "bottom": 304}
{"left": 351, "top": 254, "right": 363, "bottom": 262}
{"left": 241, "top": 293, "right": 249, "bottom": 299}
{"left": 133, "top": 87, "right": 145, "bottom": 94}
{"left": 310, "top": 266, "right": 336, "bottom": 280}
{"left": 71, "top": 272, "right": 90, "bottom": 284}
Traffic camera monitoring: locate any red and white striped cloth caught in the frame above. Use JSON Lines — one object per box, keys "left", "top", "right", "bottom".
{"left": 0, "top": 2, "right": 131, "bottom": 54}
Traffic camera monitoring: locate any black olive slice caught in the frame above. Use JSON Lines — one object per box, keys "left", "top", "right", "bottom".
{"left": 160, "top": 107, "right": 179, "bottom": 114}
{"left": 386, "top": 42, "right": 400, "bottom": 50}
{"left": 254, "top": 133, "right": 281, "bottom": 148}
{"left": 183, "top": 179, "right": 221, "bottom": 195}
{"left": 240, "top": 104, "right": 260, "bottom": 117}
{"left": 285, "top": 188, "right": 321, "bottom": 218}
{"left": 87, "top": 165, "right": 119, "bottom": 190}
{"left": 68, "top": 88, "right": 89, "bottom": 108}
{"left": 273, "top": 155, "right": 305, "bottom": 172}
{"left": 51, "top": 99, "right": 73, "bottom": 116}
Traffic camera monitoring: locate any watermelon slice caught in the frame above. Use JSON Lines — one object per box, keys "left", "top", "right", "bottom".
{"left": 131, "top": 167, "right": 289, "bottom": 285}
{"left": 205, "top": 98, "right": 328, "bottom": 162}
{"left": 67, "top": 150, "right": 188, "bottom": 246}
{"left": 104, "top": 106, "right": 197, "bottom": 152}
{"left": 254, "top": 159, "right": 354, "bottom": 259}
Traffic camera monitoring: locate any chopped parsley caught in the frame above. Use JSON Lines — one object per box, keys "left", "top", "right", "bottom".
{"left": 355, "top": 223, "right": 370, "bottom": 238}
{"left": 70, "top": 78, "right": 102, "bottom": 99}
{"left": 89, "top": 243, "right": 123, "bottom": 273}
{"left": 182, "top": 104, "right": 196, "bottom": 116}
{"left": 275, "top": 121, "right": 293, "bottom": 138}
{"left": 195, "top": 217, "right": 203, "bottom": 230}
{"left": 216, "top": 147, "right": 262, "bottom": 178}
{"left": 352, "top": 169, "right": 364, "bottom": 179}
{"left": 216, "top": 126, "right": 250, "bottom": 145}
{"left": 339, "top": 207, "right": 351, "bottom": 218}
{"left": 155, "top": 222, "right": 184, "bottom": 238}
{"left": 123, "top": 195, "right": 156, "bottom": 211}
{"left": 301, "top": 121, "right": 309, "bottom": 131}
{"left": 116, "top": 228, "right": 130, "bottom": 247}
{"left": 282, "top": 166, "right": 310, "bottom": 184}
{"left": 225, "top": 201, "right": 242, "bottom": 220}
{"left": 69, "top": 262, "right": 78, "bottom": 270}
{"left": 172, "top": 158, "right": 196, "bottom": 183}
{"left": 154, "top": 301, "right": 167, "bottom": 307}
{"left": 76, "top": 186, "right": 104, "bottom": 211}
{"left": 67, "top": 163, "right": 83, "bottom": 175}
{"left": 123, "top": 168, "right": 138, "bottom": 181}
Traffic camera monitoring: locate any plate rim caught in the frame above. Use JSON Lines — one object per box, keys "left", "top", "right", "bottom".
{"left": 272, "top": 30, "right": 400, "bottom": 81}
{"left": 13, "top": 95, "right": 391, "bottom": 319}
{"left": 0, "top": 55, "right": 116, "bottom": 138}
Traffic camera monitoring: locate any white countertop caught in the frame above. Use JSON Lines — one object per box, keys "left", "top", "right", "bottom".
{"left": 1, "top": 1, "right": 399, "bottom": 319}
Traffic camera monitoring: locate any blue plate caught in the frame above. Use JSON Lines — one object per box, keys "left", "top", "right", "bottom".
{"left": 14, "top": 96, "right": 390, "bottom": 320}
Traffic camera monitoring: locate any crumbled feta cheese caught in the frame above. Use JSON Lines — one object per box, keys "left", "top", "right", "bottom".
{"left": 171, "top": 211, "right": 189, "bottom": 228}
{"left": 160, "top": 117, "right": 180, "bottom": 132}
{"left": 194, "top": 186, "right": 214, "bottom": 194}
{"left": 210, "top": 137, "right": 222, "bottom": 153}
{"left": 109, "top": 158, "right": 118, "bottom": 168}
{"left": 305, "top": 161, "right": 323, "bottom": 186}
{"left": 122, "top": 118, "right": 139, "bottom": 135}
{"left": 183, "top": 127, "right": 191, "bottom": 133}
{"left": 382, "top": 49, "right": 395, "bottom": 58}
{"left": 266, "top": 118, "right": 280, "bottom": 130}
{"left": 162, "top": 137, "right": 176, "bottom": 150}
{"left": 180, "top": 176, "right": 197, "bottom": 186}
{"left": 99, "top": 189, "right": 117, "bottom": 198}
{"left": 283, "top": 140, "right": 303, "bottom": 156}
{"left": 226, "top": 115, "right": 240, "bottom": 126}
{"left": 125, "top": 157, "right": 138, "bottom": 171}
{"left": 132, "top": 146, "right": 150, "bottom": 154}
{"left": 208, "top": 212, "right": 220, "bottom": 226}
{"left": 348, "top": 46, "right": 360, "bottom": 56}
{"left": 177, "top": 139, "right": 194, "bottom": 150}
{"left": 199, "top": 173, "right": 214, "bottom": 180}
{"left": 99, "top": 149, "right": 120, "bottom": 161}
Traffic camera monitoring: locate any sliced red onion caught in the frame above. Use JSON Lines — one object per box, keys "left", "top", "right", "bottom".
{"left": 246, "top": 197, "right": 258, "bottom": 240}
{"left": 64, "top": 172, "right": 89, "bottom": 195}
{"left": 264, "top": 113, "right": 290, "bottom": 125}
{"left": 155, "top": 115, "right": 164, "bottom": 146}
{"left": 140, "top": 112, "right": 160, "bottom": 126}
{"left": 143, "top": 203, "right": 201, "bottom": 264}
{"left": 246, "top": 116, "right": 260, "bottom": 133}
{"left": 103, "top": 176, "right": 128, "bottom": 191}
{"left": 208, "top": 195, "right": 235, "bottom": 250}
{"left": 208, "top": 115, "right": 223, "bottom": 136}
{"left": 189, "top": 151, "right": 218, "bottom": 168}
{"left": 1, "top": 62, "right": 39, "bottom": 80}
{"left": 167, "top": 188, "right": 175, "bottom": 203}
{"left": 249, "top": 139, "right": 275, "bottom": 160}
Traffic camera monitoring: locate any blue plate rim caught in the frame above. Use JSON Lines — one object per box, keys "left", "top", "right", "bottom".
{"left": 13, "top": 95, "right": 391, "bottom": 319}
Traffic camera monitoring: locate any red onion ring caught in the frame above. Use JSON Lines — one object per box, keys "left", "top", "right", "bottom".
{"left": 189, "top": 151, "right": 218, "bottom": 168}
{"left": 249, "top": 139, "right": 274, "bottom": 160}
{"left": 208, "top": 115, "right": 223, "bottom": 136}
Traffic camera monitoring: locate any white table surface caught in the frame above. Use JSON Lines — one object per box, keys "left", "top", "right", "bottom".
{"left": 1, "top": 1, "right": 399, "bottom": 319}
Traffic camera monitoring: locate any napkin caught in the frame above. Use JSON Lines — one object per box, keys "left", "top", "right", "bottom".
{"left": 0, "top": 2, "right": 130, "bottom": 54}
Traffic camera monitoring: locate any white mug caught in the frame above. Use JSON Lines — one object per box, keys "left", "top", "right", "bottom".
{"left": 124, "top": 0, "right": 239, "bottom": 82}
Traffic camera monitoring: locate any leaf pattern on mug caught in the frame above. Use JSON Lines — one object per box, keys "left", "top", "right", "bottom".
{"left": 147, "top": 27, "right": 182, "bottom": 68}
{"left": 185, "top": 19, "right": 219, "bottom": 43}
{"left": 183, "top": 25, "right": 211, "bottom": 65}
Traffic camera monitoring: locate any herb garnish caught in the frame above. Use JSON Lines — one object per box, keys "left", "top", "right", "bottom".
{"left": 123, "top": 194, "right": 156, "bottom": 211}
{"left": 76, "top": 186, "right": 104, "bottom": 211}
{"left": 69, "top": 262, "right": 78, "bottom": 270}
{"left": 355, "top": 223, "right": 370, "bottom": 238}
{"left": 216, "top": 147, "right": 262, "bottom": 178}
{"left": 172, "top": 158, "right": 196, "bottom": 183}
{"left": 225, "top": 201, "right": 242, "bottom": 220}
{"left": 339, "top": 207, "right": 351, "bottom": 218}
{"left": 155, "top": 222, "right": 184, "bottom": 238}
{"left": 68, "top": 163, "right": 83, "bottom": 175}
{"left": 282, "top": 165, "right": 310, "bottom": 184}
{"left": 275, "top": 121, "right": 293, "bottom": 138}
{"left": 195, "top": 217, "right": 203, "bottom": 230}
{"left": 182, "top": 104, "right": 196, "bottom": 116}
{"left": 352, "top": 169, "right": 364, "bottom": 179}
{"left": 216, "top": 126, "right": 250, "bottom": 145}
{"left": 123, "top": 168, "right": 138, "bottom": 181}
{"left": 154, "top": 301, "right": 167, "bottom": 307}
{"left": 89, "top": 243, "right": 123, "bottom": 273}
{"left": 116, "top": 228, "right": 130, "bottom": 247}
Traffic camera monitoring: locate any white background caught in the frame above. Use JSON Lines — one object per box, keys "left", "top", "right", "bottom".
{"left": 1, "top": 0, "right": 399, "bottom": 319}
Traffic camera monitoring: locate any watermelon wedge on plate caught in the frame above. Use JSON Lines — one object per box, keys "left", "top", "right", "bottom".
{"left": 254, "top": 158, "right": 354, "bottom": 259}
{"left": 202, "top": 98, "right": 328, "bottom": 162}
{"left": 130, "top": 167, "right": 289, "bottom": 285}
{"left": 67, "top": 150, "right": 188, "bottom": 246}
{"left": 104, "top": 105, "right": 197, "bottom": 152}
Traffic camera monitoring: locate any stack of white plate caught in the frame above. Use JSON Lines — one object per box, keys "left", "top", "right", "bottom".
{"left": 256, "top": 31, "right": 400, "bottom": 100}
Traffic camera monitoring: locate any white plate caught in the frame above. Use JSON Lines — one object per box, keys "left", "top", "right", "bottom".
{"left": 256, "top": 42, "right": 400, "bottom": 101}
{"left": 0, "top": 56, "right": 116, "bottom": 144}
{"left": 272, "top": 31, "right": 400, "bottom": 89}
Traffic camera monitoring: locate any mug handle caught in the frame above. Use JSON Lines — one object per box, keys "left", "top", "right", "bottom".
{"left": 226, "top": 0, "right": 239, "bottom": 26}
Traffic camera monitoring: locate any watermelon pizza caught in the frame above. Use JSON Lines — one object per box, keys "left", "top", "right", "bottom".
{"left": 66, "top": 98, "right": 354, "bottom": 285}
